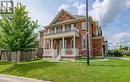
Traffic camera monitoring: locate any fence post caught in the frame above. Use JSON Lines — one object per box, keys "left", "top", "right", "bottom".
{"left": 17, "top": 51, "right": 21, "bottom": 62}
{"left": 0, "top": 50, "right": 1, "bottom": 61}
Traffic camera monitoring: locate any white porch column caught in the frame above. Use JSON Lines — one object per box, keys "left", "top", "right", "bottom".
{"left": 62, "top": 37, "right": 65, "bottom": 56}
{"left": 51, "top": 38, "right": 53, "bottom": 56}
{"left": 73, "top": 35, "right": 76, "bottom": 56}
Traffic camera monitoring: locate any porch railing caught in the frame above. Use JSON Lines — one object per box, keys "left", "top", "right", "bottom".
{"left": 43, "top": 48, "right": 79, "bottom": 56}
{"left": 61, "top": 49, "right": 79, "bottom": 56}
{"left": 44, "top": 26, "right": 79, "bottom": 35}
{"left": 44, "top": 49, "right": 57, "bottom": 56}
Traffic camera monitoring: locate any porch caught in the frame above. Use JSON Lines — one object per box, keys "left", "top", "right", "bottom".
{"left": 43, "top": 32, "right": 79, "bottom": 59}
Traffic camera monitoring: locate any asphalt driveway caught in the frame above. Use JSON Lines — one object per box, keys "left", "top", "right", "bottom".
{"left": 0, "top": 74, "right": 50, "bottom": 82}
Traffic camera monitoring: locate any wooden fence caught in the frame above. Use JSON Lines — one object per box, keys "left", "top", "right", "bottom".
{"left": 0, "top": 48, "right": 43, "bottom": 62}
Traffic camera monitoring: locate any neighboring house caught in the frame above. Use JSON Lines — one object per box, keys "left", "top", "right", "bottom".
{"left": 39, "top": 9, "right": 106, "bottom": 60}
{"left": 127, "top": 47, "right": 130, "bottom": 51}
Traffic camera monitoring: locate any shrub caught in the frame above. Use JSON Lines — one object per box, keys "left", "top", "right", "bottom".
{"left": 112, "top": 49, "right": 124, "bottom": 57}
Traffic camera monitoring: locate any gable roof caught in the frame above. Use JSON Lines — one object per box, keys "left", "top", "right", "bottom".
{"left": 50, "top": 9, "right": 77, "bottom": 25}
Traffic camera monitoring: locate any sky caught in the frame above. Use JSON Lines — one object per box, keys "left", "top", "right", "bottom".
{"left": 7, "top": 0, "right": 130, "bottom": 49}
{"left": 14, "top": 0, "right": 86, "bottom": 31}
{"left": 89, "top": 0, "right": 130, "bottom": 49}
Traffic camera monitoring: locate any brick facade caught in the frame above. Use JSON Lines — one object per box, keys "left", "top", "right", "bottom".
{"left": 92, "top": 37, "right": 104, "bottom": 56}
{"left": 39, "top": 9, "right": 105, "bottom": 57}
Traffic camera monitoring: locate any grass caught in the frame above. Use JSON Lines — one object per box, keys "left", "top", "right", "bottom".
{"left": 122, "top": 55, "right": 130, "bottom": 58}
{"left": 0, "top": 59, "right": 130, "bottom": 82}
{"left": 76, "top": 58, "right": 104, "bottom": 62}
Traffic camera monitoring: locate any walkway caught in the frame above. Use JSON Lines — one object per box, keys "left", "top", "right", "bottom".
{"left": 0, "top": 74, "right": 50, "bottom": 82}
{"left": 120, "top": 58, "right": 130, "bottom": 60}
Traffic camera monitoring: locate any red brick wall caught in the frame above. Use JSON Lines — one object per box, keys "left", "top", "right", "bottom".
{"left": 92, "top": 37, "right": 103, "bottom": 56}
{"left": 75, "top": 21, "right": 83, "bottom": 56}
{"left": 39, "top": 32, "right": 44, "bottom": 48}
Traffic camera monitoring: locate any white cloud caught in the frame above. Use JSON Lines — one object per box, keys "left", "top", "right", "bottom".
{"left": 108, "top": 32, "right": 130, "bottom": 49}
{"left": 73, "top": 2, "right": 86, "bottom": 15}
{"left": 57, "top": 2, "right": 86, "bottom": 15}
{"left": 66, "top": 0, "right": 76, "bottom": 2}
{"left": 89, "top": 0, "right": 130, "bottom": 26}
{"left": 58, "top": 4, "right": 69, "bottom": 12}
{"left": 126, "top": 0, "right": 130, "bottom": 6}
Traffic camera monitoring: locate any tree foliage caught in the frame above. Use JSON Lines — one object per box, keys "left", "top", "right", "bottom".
{"left": 0, "top": 3, "right": 38, "bottom": 51}
{"left": 119, "top": 45, "right": 128, "bottom": 51}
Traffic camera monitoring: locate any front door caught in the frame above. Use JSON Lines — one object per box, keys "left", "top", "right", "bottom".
{"left": 55, "top": 39, "right": 67, "bottom": 55}
{"left": 55, "top": 40, "right": 62, "bottom": 55}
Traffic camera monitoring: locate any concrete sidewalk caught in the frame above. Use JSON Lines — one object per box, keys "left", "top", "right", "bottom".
{"left": 0, "top": 74, "right": 50, "bottom": 82}
{"left": 120, "top": 58, "right": 130, "bottom": 60}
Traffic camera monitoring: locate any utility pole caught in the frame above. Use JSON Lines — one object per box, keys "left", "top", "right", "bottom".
{"left": 86, "top": 31, "right": 89, "bottom": 65}
{"left": 86, "top": 0, "right": 89, "bottom": 65}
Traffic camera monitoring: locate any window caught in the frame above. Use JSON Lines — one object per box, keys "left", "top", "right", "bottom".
{"left": 65, "top": 24, "right": 70, "bottom": 31}
{"left": 81, "top": 22, "right": 86, "bottom": 30}
{"left": 82, "top": 36, "right": 87, "bottom": 50}
{"left": 52, "top": 28, "right": 54, "bottom": 33}
{"left": 57, "top": 27, "right": 62, "bottom": 33}
{"left": 50, "top": 29, "right": 54, "bottom": 34}
{"left": 60, "top": 41, "right": 63, "bottom": 49}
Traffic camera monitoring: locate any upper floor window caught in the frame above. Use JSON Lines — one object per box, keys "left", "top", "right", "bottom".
{"left": 81, "top": 22, "right": 86, "bottom": 30}
{"left": 57, "top": 27, "right": 62, "bottom": 33}
{"left": 50, "top": 28, "right": 54, "bottom": 34}
{"left": 65, "top": 24, "right": 71, "bottom": 31}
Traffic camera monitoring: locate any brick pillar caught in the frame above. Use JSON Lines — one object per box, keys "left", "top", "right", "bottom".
{"left": 40, "top": 32, "right": 44, "bottom": 48}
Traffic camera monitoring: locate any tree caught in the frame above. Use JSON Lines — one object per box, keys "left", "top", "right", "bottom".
{"left": 0, "top": 3, "right": 38, "bottom": 51}
{"left": 119, "top": 45, "right": 128, "bottom": 51}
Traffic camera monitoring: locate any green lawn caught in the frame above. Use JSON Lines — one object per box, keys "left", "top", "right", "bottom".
{"left": 122, "top": 55, "right": 130, "bottom": 58}
{"left": 0, "top": 59, "right": 130, "bottom": 82}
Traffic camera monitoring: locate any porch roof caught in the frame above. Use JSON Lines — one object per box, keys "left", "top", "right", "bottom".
{"left": 44, "top": 30, "right": 79, "bottom": 39}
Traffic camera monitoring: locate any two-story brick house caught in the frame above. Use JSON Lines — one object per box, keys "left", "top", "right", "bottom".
{"left": 39, "top": 9, "right": 105, "bottom": 60}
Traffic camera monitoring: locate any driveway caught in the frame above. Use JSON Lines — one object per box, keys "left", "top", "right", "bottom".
{"left": 0, "top": 74, "right": 50, "bottom": 82}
